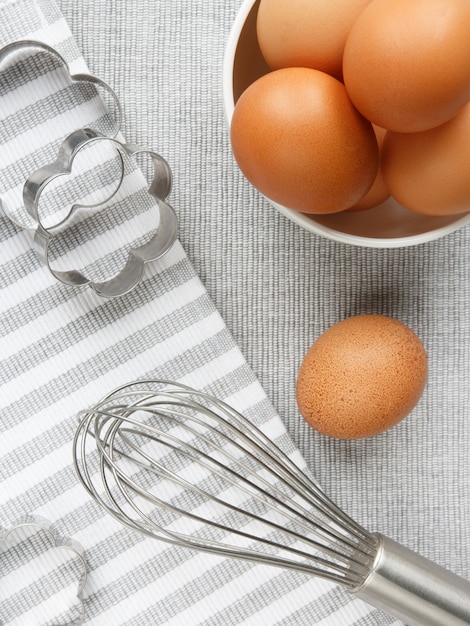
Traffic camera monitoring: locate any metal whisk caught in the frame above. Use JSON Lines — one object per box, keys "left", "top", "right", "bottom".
{"left": 73, "top": 380, "right": 470, "bottom": 626}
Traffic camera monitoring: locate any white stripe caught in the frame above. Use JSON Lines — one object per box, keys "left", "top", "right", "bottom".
{"left": 224, "top": 379, "right": 269, "bottom": 414}
{"left": 1, "top": 140, "right": 129, "bottom": 226}
{"left": 162, "top": 565, "right": 300, "bottom": 626}
{"left": 0, "top": 545, "right": 80, "bottom": 596}
{"left": 0, "top": 228, "right": 33, "bottom": 264}
{"left": 26, "top": 20, "right": 73, "bottom": 48}
{"left": 29, "top": 348, "right": 251, "bottom": 514}
{"left": 6, "top": 585, "right": 82, "bottom": 626}
{"left": 2, "top": 341, "right": 245, "bottom": 456}
{"left": 178, "top": 346, "right": 251, "bottom": 393}
{"left": 22, "top": 20, "right": 86, "bottom": 72}
{"left": 4, "top": 440, "right": 74, "bottom": 502}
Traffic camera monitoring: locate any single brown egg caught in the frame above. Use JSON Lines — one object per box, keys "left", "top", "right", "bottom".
{"left": 230, "top": 67, "right": 378, "bottom": 215}
{"left": 296, "top": 315, "right": 427, "bottom": 439}
{"left": 343, "top": 0, "right": 470, "bottom": 132}
{"left": 381, "top": 101, "right": 470, "bottom": 216}
{"left": 256, "top": 0, "right": 372, "bottom": 80}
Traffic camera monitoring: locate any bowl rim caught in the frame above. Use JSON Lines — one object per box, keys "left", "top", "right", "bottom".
{"left": 222, "top": 0, "right": 470, "bottom": 248}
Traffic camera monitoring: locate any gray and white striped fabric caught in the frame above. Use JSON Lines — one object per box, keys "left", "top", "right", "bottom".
{"left": 0, "top": 0, "right": 401, "bottom": 624}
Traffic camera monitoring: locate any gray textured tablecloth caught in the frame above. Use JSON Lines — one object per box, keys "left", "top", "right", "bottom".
{"left": 1, "top": 0, "right": 469, "bottom": 624}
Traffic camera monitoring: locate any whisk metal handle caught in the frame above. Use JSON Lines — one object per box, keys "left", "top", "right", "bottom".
{"left": 354, "top": 533, "right": 470, "bottom": 626}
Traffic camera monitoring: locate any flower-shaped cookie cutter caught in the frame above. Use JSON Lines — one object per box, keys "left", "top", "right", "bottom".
{"left": 0, "top": 39, "right": 123, "bottom": 232}
{"left": 0, "top": 515, "right": 87, "bottom": 625}
{"left": 23, "top": 127, "right": 178, "bottom": 298}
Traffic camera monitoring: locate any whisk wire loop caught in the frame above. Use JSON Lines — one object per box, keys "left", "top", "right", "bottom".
{"left": 85, "top": 405, "right": 371, "bottom": 583}
{"left": 115, "top": 426, "right": 372, "bottom": 581}
{"left": 73, "top": 380, "right": 378, "bottom": 588}
{"left": 137, "top": 395, "right": 373, "bottom": 550}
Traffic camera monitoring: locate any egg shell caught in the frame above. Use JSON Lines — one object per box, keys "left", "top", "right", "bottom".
{"left": 296, "top": 315, "right": 427, "bottom": 439}
{"left": 343, "top": 0, "right": 470, "bottom": 133}
{"left": 230, "top": 67, "right": 378, "bottom": 215}
{"left": 347, "top": 125, "right": 390, "bottom": 211}
{"left": 382, "top": 101, "right": 470, "bottom": 216}
{"left": 256, "top": 0, "right": 371, "bottom": 79}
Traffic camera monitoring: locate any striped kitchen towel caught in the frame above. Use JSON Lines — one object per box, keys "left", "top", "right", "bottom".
{"left": 0, "top": 0, "right": 399, "bottom": 623}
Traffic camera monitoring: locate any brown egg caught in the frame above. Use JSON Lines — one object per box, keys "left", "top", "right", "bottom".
{"left": 382, "top": 101, "right": 470, "bottom": 216}
{"left": 296, "top": 315, "right": 427, "bottom": 439}
{"left": 256, "top": 0, "right": 371, "bottom": 79}
{"left": 343, "top": 0, "right": 470, "bottom": 132}
{"left": 347, "top": 125, "right": 389, "bottom": 211}
{"left": 230, "top": 67, "right": 378, "bottom": 215}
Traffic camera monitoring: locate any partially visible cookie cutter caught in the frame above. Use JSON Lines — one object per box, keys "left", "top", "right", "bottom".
{"left": 0, "top": 39, "right": 122, "bottom": 138}
{"left": 24, "top": 128, "right": 178, "bottom": 298}
{"left": 0, "top": 39, "right": 123, "bottom": 232}
{"left": 1, "top": 515, "right": 87, "bottom": 625}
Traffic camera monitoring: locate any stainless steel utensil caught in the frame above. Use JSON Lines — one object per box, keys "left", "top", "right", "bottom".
{"left": 24, "top": 128, "right": 178, "bottom": 298}
{"left": 73, "top": 380, "right": 470, "bottom": 626}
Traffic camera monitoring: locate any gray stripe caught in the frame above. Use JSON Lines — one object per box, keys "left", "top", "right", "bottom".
{"left": 35, "top": 0, "right": 65, "bottom": 25}
{"left": 0, "top": 248, "right": 38, "bottom": 289}
{"left": 0, "top": 0, "right": 46, "bottom": 40}
{"left": 122, "top": 557, "right": 255, "bottom": 626}
{"left": 1, "top": 154, "right": 137, "bottom": 231}
{"left": 354, "top": 610, "right": 400, "bottom": 626}
{"left": 0, "top": 212, "right": 18, "bottom": 242}
{"left": 0, "top": 364, "right": 268, "bottom": 520}
{"left": 273, "top": 582, "right": 397, "bottom": 625}
{"left": 0, "top": 254, "right": 192, "bottom": 345}
{"left": 0, "top": 51, "right": 75, "bottom": 98}
{"left": 46, "top": 192, "right": 160, "bottom": 277}
{"left": 0, "top": 330, "right": 251, "bottom": 488}
{"left": 86, "top": 537, "right": 215, "bottom": 622}
{"left": 0, "top": 1, "right": 79, "bottom": 64}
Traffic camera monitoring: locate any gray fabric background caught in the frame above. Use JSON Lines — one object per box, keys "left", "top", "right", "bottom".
{"left": 55, "top": 0, "right": 470, "bottom": 581}
{"left": 1, "top": 0, "right": 468, "bottom": 623}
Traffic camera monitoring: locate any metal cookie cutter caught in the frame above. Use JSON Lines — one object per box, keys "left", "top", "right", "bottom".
{"left": 1, "top": 515, "right": 87, "bottom": 625}
{"left": 23, "top": 128, "right": 178, "bottom": 298}
{"left": 0, "top": 39, "right": 123, "bottom": 232}
{"left": 0, "top": 39, "right": 122, "bottom": 137}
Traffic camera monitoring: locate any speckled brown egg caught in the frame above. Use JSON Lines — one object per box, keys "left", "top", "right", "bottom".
{"left": 296, "top": 315, "right": 427, "bottom": 439}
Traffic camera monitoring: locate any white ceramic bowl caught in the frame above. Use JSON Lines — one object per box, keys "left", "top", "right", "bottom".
{"left": 223, "top": 0, "right": 470, "bottom": 248}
